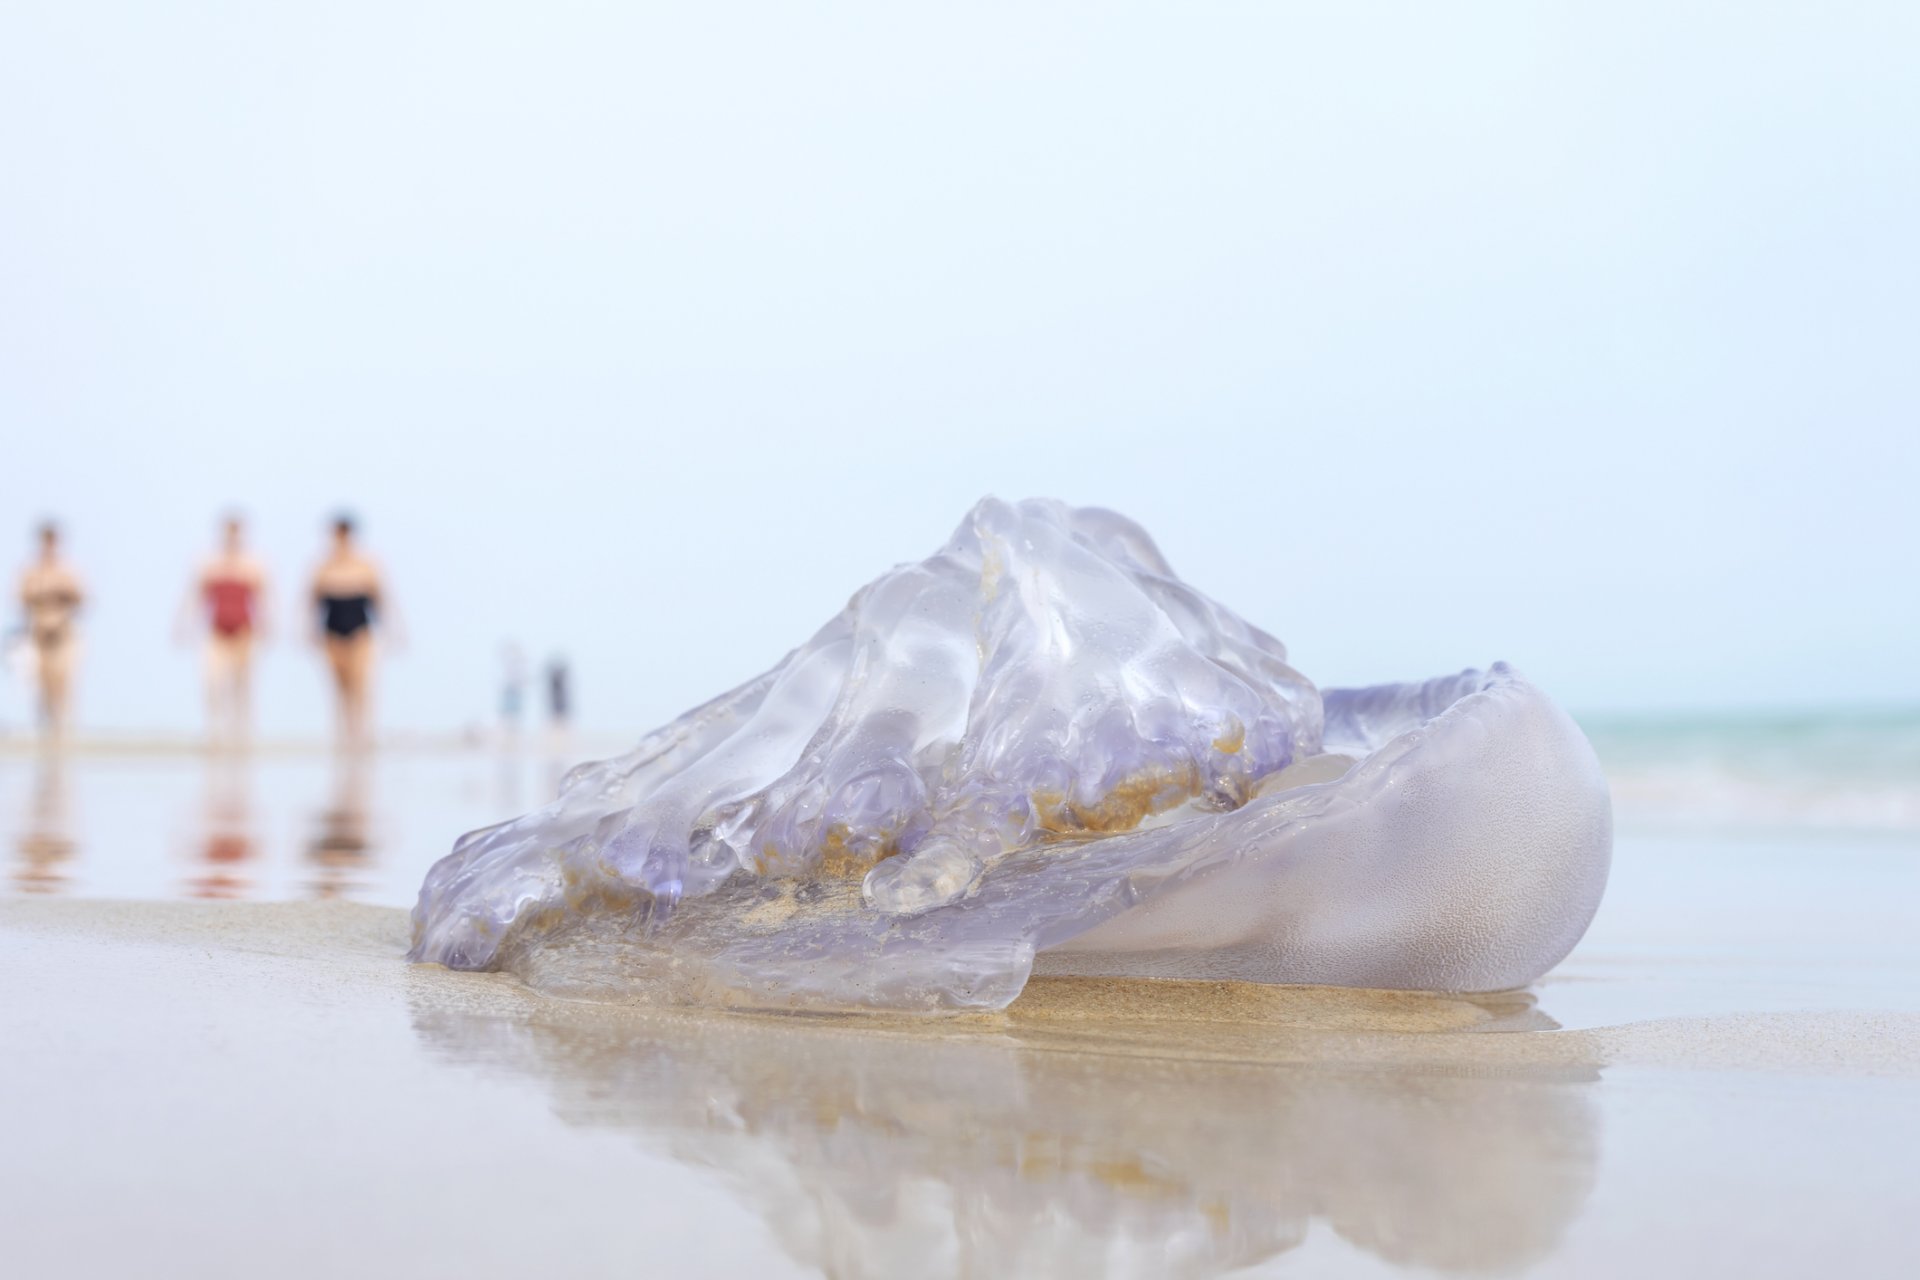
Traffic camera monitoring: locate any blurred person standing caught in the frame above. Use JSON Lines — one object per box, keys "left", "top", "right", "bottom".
{"left": 16, "top": 521, "right": 85, "bottom": 741}
{"left": 499, "top": 642, "right": 526, "bottom": 745}
{"left": 545, "top": 655, "right": 571, "bottom": 730}
{"left": 178, "top": 513, "right": 269, "bottom": 746}
{"left": 309, "top": 514, "right": 397, "bottom": 749}
{"left": 543, "top": 653, "right": 573, "bottom": 790}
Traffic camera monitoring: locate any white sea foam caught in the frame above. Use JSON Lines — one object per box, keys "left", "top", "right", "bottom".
{"left": 1588, "top": 711, "right": 1920, "bottom": 832}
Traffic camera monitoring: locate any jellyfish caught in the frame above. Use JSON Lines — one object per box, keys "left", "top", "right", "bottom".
{"left": 411, "top": 498, "right": 1610, "bottom": 1011}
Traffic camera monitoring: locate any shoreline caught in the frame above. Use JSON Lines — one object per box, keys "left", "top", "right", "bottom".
{"left": 7, "top": 896, "right": 1914, "bottom": 1079}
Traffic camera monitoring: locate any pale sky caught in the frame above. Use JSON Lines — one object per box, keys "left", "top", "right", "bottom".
{"left": 3, "top": 3, "right": 1916, "bottom": 737}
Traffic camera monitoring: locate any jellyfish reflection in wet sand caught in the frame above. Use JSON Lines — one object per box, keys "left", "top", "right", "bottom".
{"left": 411, "top": 499, "right": 1612, "bottom": 1011}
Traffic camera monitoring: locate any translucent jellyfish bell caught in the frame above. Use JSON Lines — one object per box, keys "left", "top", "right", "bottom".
{"left": 410, "top": 499, "right": 1610, "bottom": 1011}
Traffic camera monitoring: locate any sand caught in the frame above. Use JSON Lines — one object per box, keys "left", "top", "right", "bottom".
{"left": 4, "top": 896, "right": 1918, "bottom": 1279}
{"left": 5, "top": 746, "right": 1918, "bottom": 1276}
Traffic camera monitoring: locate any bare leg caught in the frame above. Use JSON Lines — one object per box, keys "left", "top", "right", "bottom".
{"left": 327, "top": 632, "right": 375, "bottom": 748}
{"left": 346, "top": 632, "right": 373, "bottom": 746}
{"left": 326, "top": 637, "right": 353, "bottom": 746}
{"left": 35, "top": 636, "right": 73, "bottom": 743}
{"left": 206, "top": 635, "right": 254, "bottom": 748}
{"left": 232, "top": 640, "right": 252, "bottom": 747}
{"left": 205, "top": 641, "right": 228, "bottom": 746}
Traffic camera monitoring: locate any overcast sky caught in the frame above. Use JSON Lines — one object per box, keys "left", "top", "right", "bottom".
{"left": 3, "top": 3, "right": 1916, "bottom": 738}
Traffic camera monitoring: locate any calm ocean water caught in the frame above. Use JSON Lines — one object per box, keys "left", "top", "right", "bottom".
{"left": 4, "top": 708, "right": 1917, "bottom": 906}
{"left": 1581, "top": 707, "right": 1920, "bottom": 833}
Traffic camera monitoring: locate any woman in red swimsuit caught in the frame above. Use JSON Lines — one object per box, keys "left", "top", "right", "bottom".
{"left": 179, "top": 514, "right": 269, "bottom": 745}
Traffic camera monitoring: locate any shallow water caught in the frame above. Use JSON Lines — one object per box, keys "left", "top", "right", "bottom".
{"left": 2, "top": 740, "right": 1918, "bottom": 1277}
{"left": 5, "top": 741, "right": 1916, "bottom": 1028}
{"left": 0, "top": 743, "right": 568, "bottom": 906}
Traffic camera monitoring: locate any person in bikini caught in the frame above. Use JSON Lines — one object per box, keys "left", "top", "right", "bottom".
{"left": 310, "top": 514, "right": 397, "bottom": 748}
{"left": 17, "top": 521, "right": 85, "bottom": 741}
{"left": 179, "top": 513, "right": 269, "bottom": 745}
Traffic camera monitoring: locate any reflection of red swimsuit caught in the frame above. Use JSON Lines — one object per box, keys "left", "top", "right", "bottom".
{"left": 205, "top": 577, "right": 256, "bottom": 638}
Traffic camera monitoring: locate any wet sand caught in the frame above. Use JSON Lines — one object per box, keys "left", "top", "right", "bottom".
{"left": 4, "top": 745, "right": 1919, "bottom": 1276}
{"left": 3, "top": 896, "right": 1917, "bottom": 1279}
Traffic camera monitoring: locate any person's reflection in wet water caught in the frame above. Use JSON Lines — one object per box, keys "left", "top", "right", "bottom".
{"left": 541, "top": 744, "right": 572, "bottom": 806}
{"left": 305, "top": 749, "right": 376, "bottom": 900}
{"left": 494, "top": 739, "right": 523, "bottom": 818}
{"left": 187, "top": 752, "right": 259, "bottom": 900}
{"left": 12, "top": 749, "right": 76, "bottom": 894}
{"left": 407, "top": 984, "right": 1599, "bottom": 1279}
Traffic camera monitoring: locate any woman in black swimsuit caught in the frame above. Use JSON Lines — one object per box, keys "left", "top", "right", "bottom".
{"left": 310, "top": 514, "right": 392, "bottom": 747}
{"left": 321, "top": 592, "right": 374, "bottom": 640}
